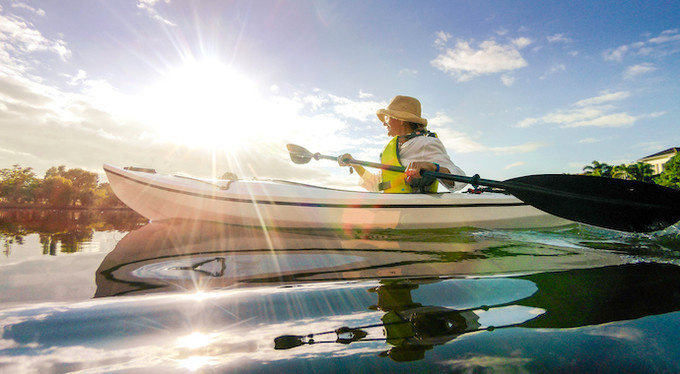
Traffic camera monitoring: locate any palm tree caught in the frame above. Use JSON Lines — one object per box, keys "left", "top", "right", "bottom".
{"left": 612, "top": 164, "right": 631, "bottom": 180}
{"left": 625, "top": 162, "right": 654, "bottom": 183}
{"left": 583, "top": 161, "right": 613, "bottom": 177}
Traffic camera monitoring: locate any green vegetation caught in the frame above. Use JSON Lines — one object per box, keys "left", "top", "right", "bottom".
{"left": 582, "top": 161, "right": 613, "bottom": 177}
{"left": 0, "top": 164, "right": 126, "bottom": 208}
{"left": 582, "top": 156, "right": 680, "bottom": 190}
{"left": 582, "top": 160, "right": 654, "bottom": 182}
{"left": 654, "top": 154, "right": 680, "bottom": 190}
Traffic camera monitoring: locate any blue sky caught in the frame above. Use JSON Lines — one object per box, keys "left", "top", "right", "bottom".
{"left": 1, "top": 0, "right": 679, "bottom": 188}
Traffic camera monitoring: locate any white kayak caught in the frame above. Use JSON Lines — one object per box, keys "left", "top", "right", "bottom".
{"left": 103, "top": 164, "right": 573, "bottom": 230}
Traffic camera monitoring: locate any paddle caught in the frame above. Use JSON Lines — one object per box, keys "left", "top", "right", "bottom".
{"left": 287, "top": 144, "right": 680, "bottom": 233}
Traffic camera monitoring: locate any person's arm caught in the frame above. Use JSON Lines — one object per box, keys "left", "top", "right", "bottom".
{"left": 338, "top": 153, "right": 381, "bottom": 192}
{"left": 401, "top": 138, "right": 467, "bottom": 191}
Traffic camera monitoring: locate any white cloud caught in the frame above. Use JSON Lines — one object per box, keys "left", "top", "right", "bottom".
{"left": 398, "top": 68, "right": 418, "bottom": 77}
{"left": 603, "top": 28, "right": 680, "bottom": 61}
{"left": 515, "top": 117, "right": 538, "bottom": 128}
{"left": 11, "top": 2, "right": 45, "bottom": 16}
{"left": 648, "top": 28, "right": 680, "bottom": 44}
{"left": 539, "top": 63, "right": 566, "bottom": 80}
{"left": 358, "top": 90, "right": 373, "bottom": 99}
{"left": 301, "top": 94, "right": 327, "bottom": 110}
{"left": 646, "top": 111, "right": 666, "bottom": 118}
{"left": 573, "top": 91, "right": 630, "bottom": 107}
{"left": 327, "top": 94, "right": 384, "bottom": 122}
{"left": 603, "top": 45, "right": 629, "bottom": 62}
{"left": 504, "top": 161, "right": 525, "bottom": 169}
{"left": 65, "top": 69, "right": 88, "bottom": 86}
{"left": 587, "top": 326, "right": 644, "bottom": 342}
{"left": 547, "top": 33, "right": 572, "bottom": 43}
{"left": 632, "top": 141, "right": 671, "bottom": 154}
{"left": 0, "top": 7, "right": 71, "bottom": 66}
{"left": 434, "top": 31, "right": 452, "bottom": 49}
{"left": 501, "top": 73, "right": 516, "bottom": 86}
{"left": 136, "top": 0, "right": 176, "bottom": 26}
{"left": 542, "top": 106, "right": 605, "bottom": 125}
{"left": 426, "top": 112, "right": 545, "bottom": 155}
{"left": 431, "top": 38, "right": 530, "bottom": 82}
{"left": 440, "top": 355, "right": 531, "bottom": 372}
{"left": 432, "top": 126, "right": 544, "bottom": 156}
{"left": 563, "top": 112, "right": 637, "bottom": 128}
{"left": 512, "top": 37, "right": 533, "bottom": 49}
{"left": 489, "top": 141, "right": 545, "bottom": 154}
{"left": 623, "top": 63, "right": 656, "bottom": 80}
{"left": 514, "top": 91, "right": 653, "bottom": 129}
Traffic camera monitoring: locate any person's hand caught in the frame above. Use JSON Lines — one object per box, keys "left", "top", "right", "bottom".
{"left": 338, "top": 153, "right": 354, "bottom": 167}
{"left": 405, "top": 161, "right": 437, "bottom": 183}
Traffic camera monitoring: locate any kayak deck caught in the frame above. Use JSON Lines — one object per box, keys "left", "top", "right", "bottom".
{"left": 103, "top": 164, "right": 573, "bottom": 230}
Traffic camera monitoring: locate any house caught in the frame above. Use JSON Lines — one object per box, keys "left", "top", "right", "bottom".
{"left": 638, "top": 147, "right": 679, "bottom": 175}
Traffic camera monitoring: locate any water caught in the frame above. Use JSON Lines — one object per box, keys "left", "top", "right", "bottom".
{"left": 2, "top": 210, "right": 680, "bottom": 373}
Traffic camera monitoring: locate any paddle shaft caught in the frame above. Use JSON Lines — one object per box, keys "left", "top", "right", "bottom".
{"left": 315, "top": 152, "right": 406, "bottom": 173}
{"left": 301, "top": 146, "right": 680, "bottom": 232}
{"left": 323, "top": 152, "right": 493, "bottom": 188}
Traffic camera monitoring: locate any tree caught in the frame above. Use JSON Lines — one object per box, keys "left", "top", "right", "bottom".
{"left": 654, "top": 154, "right": 680, "bottom": 190}
{"left": 612, "top": 164, "right": 631, "bottom": 180}
{"left": 625, "top": 162, "right": 654, "bottom": 183}
{"left": 37, "top": 176, "right": 74, "bottom": 206}
{"left": 0, "top": 164, "right": 130, "bottom": 208}
{"left": 582, "top": 161, "right": 612, "bottom": 177}
{"left": 93, "top": 183, "right": 126, "bottom": 208}
{"left": 0, "top": 165, "right": 40, "bottom": 203}
{"left": 44, "top": 166, "right": 99, "bottom": 206}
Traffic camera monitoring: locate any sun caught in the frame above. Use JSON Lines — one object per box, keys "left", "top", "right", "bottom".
{"left": 135, "top": 60, "right": 262, "bottom": 149}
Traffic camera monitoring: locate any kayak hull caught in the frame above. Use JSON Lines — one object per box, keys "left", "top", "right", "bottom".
{"left": 103, "top": 164, "right": 572, "bottom": 230}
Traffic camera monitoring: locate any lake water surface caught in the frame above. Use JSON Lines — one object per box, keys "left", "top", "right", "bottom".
{"left": 2, "top": 209, "right": 680, "bottom": 373}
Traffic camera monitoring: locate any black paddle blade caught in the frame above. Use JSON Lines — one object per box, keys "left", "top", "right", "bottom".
{"left": 274, "top": 335, "right": 306, "bottom": 350}
{"left": 502, "top": 174, "right": 680, "bottom": 233}
{"left": 286, "top": 144, "right": 313, "bottom": 165}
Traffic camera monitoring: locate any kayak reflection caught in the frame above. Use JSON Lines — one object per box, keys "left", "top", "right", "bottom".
{"left": 92, "top": 220, "right": 680, "bottom": 365}
{"left": 95, "top": 219, "right": 625, "bottom": 297}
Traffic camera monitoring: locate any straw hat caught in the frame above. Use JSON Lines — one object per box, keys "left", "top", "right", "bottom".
{"left": 376, "top": 95, "right": 428, "bottom": 126}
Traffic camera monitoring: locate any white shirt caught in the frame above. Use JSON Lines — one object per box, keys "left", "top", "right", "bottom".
{"left": 359, "top": 136, "right": 467, "bottom": 192}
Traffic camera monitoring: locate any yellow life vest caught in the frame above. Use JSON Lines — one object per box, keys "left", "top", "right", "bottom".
{"left": 379, "top": 132, "right": 438, "bottom": 193}
{"left": 382, "top": 310, "right": 414, "bottom": 347}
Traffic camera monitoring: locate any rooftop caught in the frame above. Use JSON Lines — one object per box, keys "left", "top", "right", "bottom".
{"left": 639, "top": 147, "right": 680, "bottom": 161}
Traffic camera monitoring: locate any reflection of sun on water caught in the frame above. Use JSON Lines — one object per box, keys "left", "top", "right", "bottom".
{"left": 138, "top": 60, "right": 263, "bottom": 150}
{"left": 176, "top": 332, "right": 218, "bottom": 371}
{"left": 177, "top": 332, "right": 215, "bottom": 349}
{"left": 179, "top": 356, "right": 215, "bottom": 371}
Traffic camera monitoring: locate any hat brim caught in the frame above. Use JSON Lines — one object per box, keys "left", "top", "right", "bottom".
{"left": 377, "top": 108, "right": 428, "bottom": 126}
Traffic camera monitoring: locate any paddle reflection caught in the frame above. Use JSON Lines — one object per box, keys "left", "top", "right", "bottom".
{"left": 274, "top": 278, "right": 539, "bottom": 362}
{"left": 275, "top": 263, "right": 680, "bottom": 362}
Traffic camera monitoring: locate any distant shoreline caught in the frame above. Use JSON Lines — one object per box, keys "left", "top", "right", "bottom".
{"left": 0, "top": 203, "right": 135, "bottom": 211}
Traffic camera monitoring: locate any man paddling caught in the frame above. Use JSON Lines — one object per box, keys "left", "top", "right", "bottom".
{"left": 339, "top": 95, "right": 466, "bottom": 193}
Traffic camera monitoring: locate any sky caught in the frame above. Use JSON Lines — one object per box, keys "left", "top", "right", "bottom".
{"left": 1, "top": 0, "right": 679, "bottom": 189}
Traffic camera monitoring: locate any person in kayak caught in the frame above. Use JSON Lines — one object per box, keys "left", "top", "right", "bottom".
{"left": 338, "top": 95, "right": 465, "bottom": 193}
